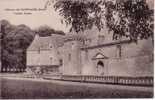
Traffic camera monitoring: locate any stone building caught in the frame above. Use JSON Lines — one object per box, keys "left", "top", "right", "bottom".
{"left": 27, "top": 33, "right": 64, "bottom": 74}
{"left": 27, "top": 28, "right": 153, "bottom": 77}
{"left": 0, "top": 32, "right": 1, "bottom": 70}
{"left": 61, "top": 28, "right": 153, "bottom": 77}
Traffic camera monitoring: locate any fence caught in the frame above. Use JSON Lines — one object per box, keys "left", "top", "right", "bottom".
{"left": 3, "top": 73, "right": 152, "bottom": 86}
{"left": 43, "top": 74, "right": 153, "bottom": 86}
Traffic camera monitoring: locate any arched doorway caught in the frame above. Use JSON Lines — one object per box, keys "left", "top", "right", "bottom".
{"left": 97, "top": 61, "right": 104, "bottom": 67}
{"left": 97, "top": 61, "right": 104, "bottom": 75}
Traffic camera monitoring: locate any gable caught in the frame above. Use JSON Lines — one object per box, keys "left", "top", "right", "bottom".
{"left": 92, "top": 53, "right": 108, "bottom": 60}
{"left": 27, "top": 34, "right": 65, "bottom": 51}
{"left": 27, "top": 35, "right": 52, "bottom": 51}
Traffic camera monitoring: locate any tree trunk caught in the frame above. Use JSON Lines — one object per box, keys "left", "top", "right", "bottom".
{"left": 1, "top": 25, "right": 5, "bottom": 72}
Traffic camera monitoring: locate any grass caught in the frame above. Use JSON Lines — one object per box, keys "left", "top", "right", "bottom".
{"left": 1, "top": 78, "right": 153, "bottom": 99}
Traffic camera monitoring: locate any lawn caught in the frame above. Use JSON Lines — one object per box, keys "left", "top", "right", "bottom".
{"left": 1, "top": 77, "right": 153, "bottom": 99}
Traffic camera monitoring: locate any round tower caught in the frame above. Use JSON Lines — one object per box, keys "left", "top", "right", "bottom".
{"left": 62, "top": 33, "right": 85, "bottom": 75}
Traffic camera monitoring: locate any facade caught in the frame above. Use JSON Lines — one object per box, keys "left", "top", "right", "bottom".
{"left": 27, "top": 34, "right": 64, "bottom": 74}
{"left": 61, "top": 28, "right": 153, "bottom": 77}
{"left": 27, "top": 28, "right": 153, "bottom": 77}
{"left": 0, "top": 32, "right": 1, "bottom": 70}
{"left": 80, "top": 39, "right": 153, "bottom": 77}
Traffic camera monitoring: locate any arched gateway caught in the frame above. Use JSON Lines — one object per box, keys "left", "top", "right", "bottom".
{"left": 92, "top": 53, "right": 108, "bottom": 75}
{"left": 97, "top": 61, "right": 104, "bottom": 75}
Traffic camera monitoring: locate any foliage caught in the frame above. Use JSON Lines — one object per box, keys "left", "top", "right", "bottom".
{"left": 0, "top": 20, "right": 35, "bottom": 72}
{"left": 54, "top": 0, "right": 153, "bottom": 41}
{"left": 35, "top": 25, "right": 65, "bottom": 37}
{"left": 54, "top": 0, "right": 104, "bottom": 33}
{"left": 0, "top": 20, "right": 65, "bottom": 72}
{"left": 105, "top": 0, "right": 153, "bottom": 41}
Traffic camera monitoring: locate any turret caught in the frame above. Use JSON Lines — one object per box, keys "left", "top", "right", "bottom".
{"left": 62, "top": 33, "right": 86, "bottom": 75}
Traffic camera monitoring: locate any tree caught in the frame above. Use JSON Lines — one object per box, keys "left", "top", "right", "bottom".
{"left": 0, "top": 20, "right": 13, "bottom": 72}
{"left": 0, "top": 20, "right": 35, "bottom": 72}
{"left": 0, "top": 20, "right": 65, "bottom": 72}
{"left": 35, "top": 25, "right": 65, "bottom": 36}
{"left": 105, "top": 0, "right": 153, "bottom": 41}
{"left": 54, "top": 0, "right": 153, "bottom": 41}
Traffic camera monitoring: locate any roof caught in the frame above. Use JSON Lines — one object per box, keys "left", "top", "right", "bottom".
{"left": 51, "top": 34, "right": 65, "bottom": 47}
{"left": 81, "top": 40, "right": 132, "bottom": 50}
{"left": 64, "top": 33, "right": 87, "bottom": 42}
{"left": 27, "top": 34, "right": 65, "bottom": 51}
{"left": 27, "top": 35, "right": 52, "bottom": 51}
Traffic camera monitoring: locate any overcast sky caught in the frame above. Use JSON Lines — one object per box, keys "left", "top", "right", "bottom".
{"left": 0, "top": 0, "right": 70, "bottom": 32}
{"left": 0, "top": 0, "right": 153, "bottom": 33}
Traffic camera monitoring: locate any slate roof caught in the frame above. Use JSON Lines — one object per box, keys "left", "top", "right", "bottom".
{"left": 64, "top": 33, "right": 87, "bottom": 42}
{"left": 51, "top": 34, "right": 65, "bottom": 47}
{"left": 27, "top": 34, "right": 65, "bottom": 51}
{"left": 81, "top": 40, "right": 132, "bottom": 50}
{"left": 27, "top": 35, "right": 52, "bottom": 51}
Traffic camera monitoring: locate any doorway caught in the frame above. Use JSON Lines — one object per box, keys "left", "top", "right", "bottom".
{"left": 97, "top": 61, "right": 104, "bottom": 75}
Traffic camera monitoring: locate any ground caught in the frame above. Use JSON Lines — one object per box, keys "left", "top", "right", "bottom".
{"left": 1, "top": 77, "right": 153, "bottom": 99}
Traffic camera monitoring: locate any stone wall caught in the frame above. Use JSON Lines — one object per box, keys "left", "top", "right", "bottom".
{"left": 81, "top": 38, "right": 153, "bottom": 77}
{"left": 107, "top": 55, "right": 153, "bottom": 76}
{"left": 27, "top": 50, "right": 59, "bottom": 66}
{"left": 62, "top": 40, "right": 83, "bottom": 75}
{"left": 27, "top": 34, "right": 62, "bottom": 67}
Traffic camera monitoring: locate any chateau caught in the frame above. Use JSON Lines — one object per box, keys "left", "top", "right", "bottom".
{"left": 27, "top": 28, "right": 153, "bottom": 77}
{"left": 27, "top": 33, "right": 64, "bottom": 74}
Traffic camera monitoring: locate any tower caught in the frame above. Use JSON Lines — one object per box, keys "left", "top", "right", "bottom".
{"left": 62, "top": 34, "right": 85, "bottom": 75}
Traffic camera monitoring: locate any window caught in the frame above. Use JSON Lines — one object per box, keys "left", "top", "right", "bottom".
{"left": 85, "top": 50, "right": 88, "bottom": 60}
{"left": 71, "top": 42, "right": 75, "bottom": 49}
{"left": 116, "top": 45, "right": 122, "bottom": 58}
{"left": 38, "top": 47, "right": 40, "bottom": 54}
{"left": 50, "top": 57, "right": 53, "bottom": 64}
{"left": 98, "top": 35, "right": 105, "bottom": 45}
{"left": 60, "top": 59, "right": 63, "bottom": 66}
{"left": 68, "top": 53, "right": 71, "bottom": 61}
{"left": 49, "top": 43, "right": 53, "bottom": 48}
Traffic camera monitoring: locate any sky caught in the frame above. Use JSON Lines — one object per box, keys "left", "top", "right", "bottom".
{"left": 0, "top": 0, "right": 69, "bottom": 32}
{"left": 0, "top": 0, "right": 154, "bottom": 33}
